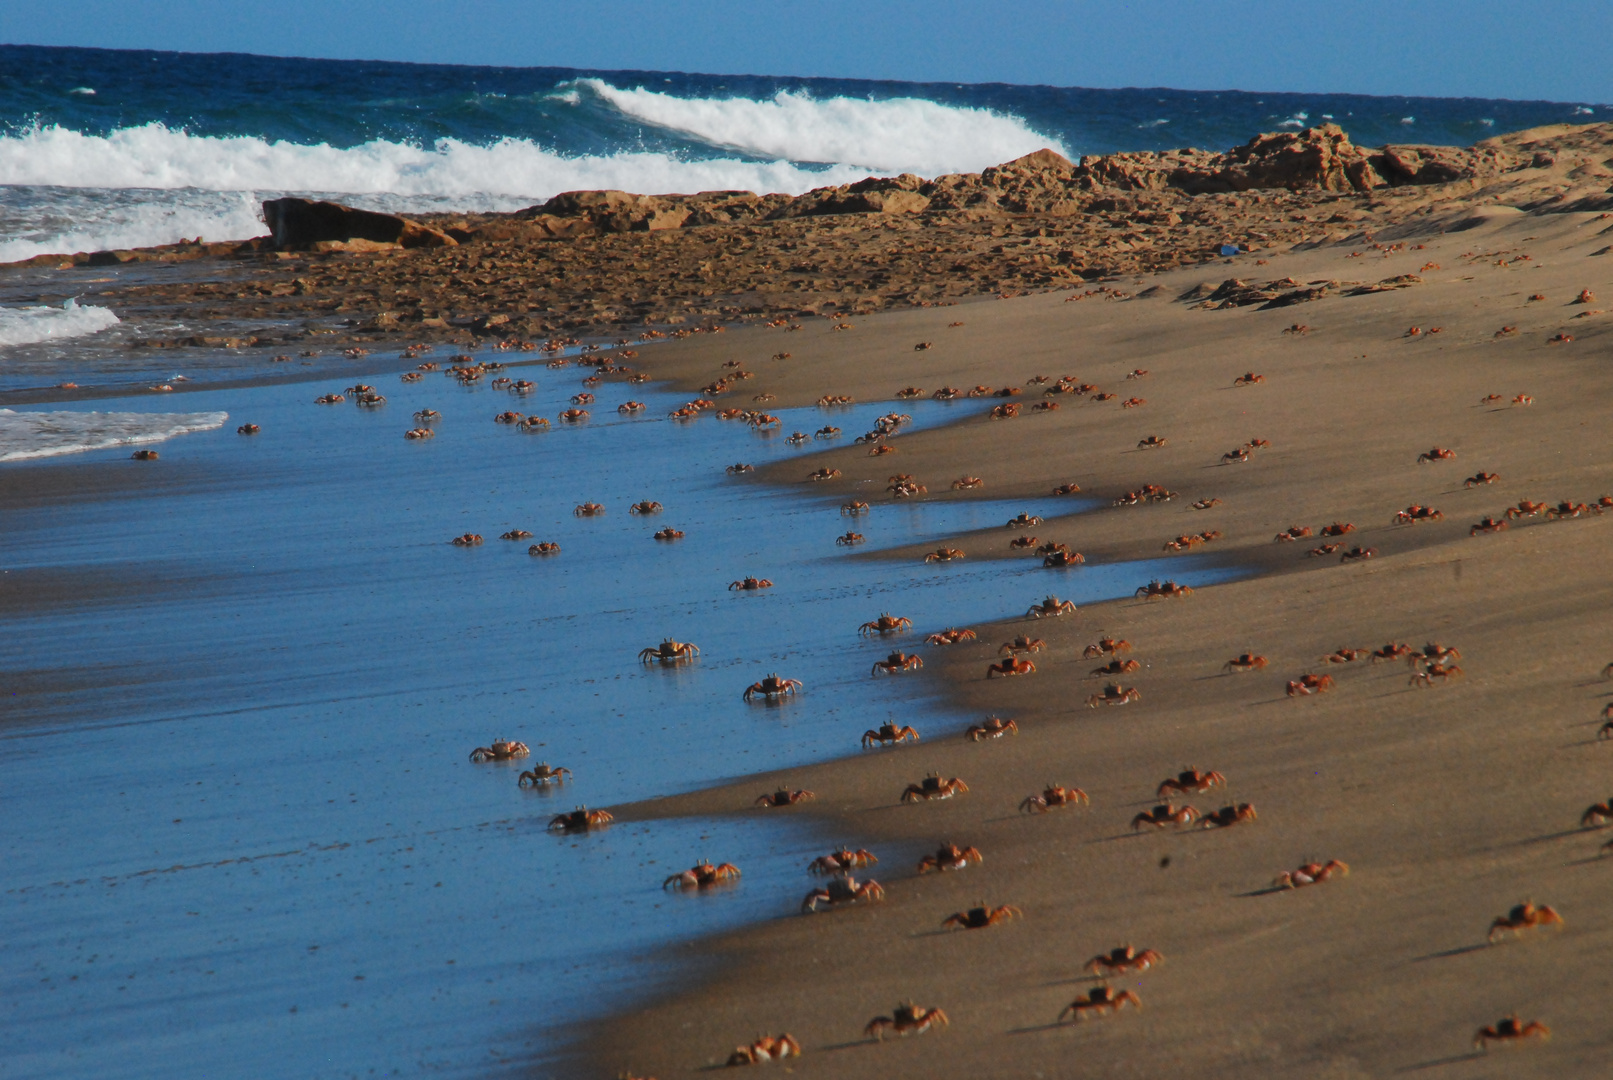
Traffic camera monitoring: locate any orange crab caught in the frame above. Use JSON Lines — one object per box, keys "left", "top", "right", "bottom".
{"left": 951, "top": 476, "right": 984, "bottom": 490}
{"left": 1006, "top": 512, "right": 1043, "bottom": 529}
{"left": 729, "top": 577, "right": 774, "bottom": 591}
{"left": 1052, "top": 482, "right": 1082, "bottom": 495}
{"left": 1083, "top": 638, "right": 1132, "bottom": 658}
{"left": 1136, "top": 580, "right": 1192, "bottom": 600}
{"left": 1193, "top": 498, "right": 1221, "bottom": 509}
{"left": 517, "top": 762, "right": 572, "bottom": 787}
{"left": 1488, "top": 901, "right": 1563, "bottom": 944}
{"left": 902, "top": 774, "right": 968, "bottom": 802}
{"left": 1020, "top": 785, "right": 1089, "bottom": 812}
{"left": 859, "top": 613, "right": 913, "bottom": 637}
{"left": 652, "top": 528, "right": 684, "bottom": 541}
{"left": 1085, "top": 945, "right": 1163, "bottom": 976}
{"left": 1158, "top": 768, "right": 1226, "bottom": 798}
{"left": 548, "top": 806, "right": 613, "bottom": 832}
{"left": 862, "top": 721, "right": 919, "bottom": 748}
{"left": 1223, "top": 654, "right": 1267, "bottom": 673}
{"left": 1087, "top": 684, "right": 1140, "bottom": 708}
{"left": 1286, "top": 673, "right": 1334, "bottom": 696}
{"left": 1474, "top": 1016, "right": 1549, "bottom": 1050}
{"left": 924, "top": 548, "right": 965, "bottom": 563}
{"left": 1273, "top": 859, "right": 1348, "bottom": 889}
{"left": 924, "top": 627, "right": 976, "bottom": 645}
{"left": 528, "top": 542, "right": 561, "bottom": 556}
{"left": 574, "top": 503, "right": 605, "bottom": 517}
{"left": 1043, "top": 549, "right": 1085, "bottom": 568}
{"left": 469, "top": 739, "right": 530, "bottom": 763}
{"left": 1027, "top": 596, "right": 1077, "bottom": 618}
{"left": 1321, "top": 647, "right": 1369, "bottom": 664}
{"left": 1233, "top": 372, "right": 1265, "bottom": 386}
{"left": 802, "top": 875, "right": 884, "bottom": 913}
{"left": 1132, "top": 804, "right": 1199, "bottom": 829}
{"left": 727, "top": 1034, "right": 801, "bottom": 1066}
{"left": 1000, "top": 635, "right": 1046, "bottom": 655}
{"left": 872, "top": 651, "right": 923, "bottom": 676}
{"left": 451, "top": 534, "right": 484, "bottom": 547}
{"left": 663, "top": 861, "right": 741, "bottom": 890}
{"left": 841, "top": 500, "right": 870, "bottom": 516}
{"left": 743, "top": 674, "right": 802, "bottom": 701}
{"left": 942, "top": 904, "right": 1019, "bottom": 930}
{"left": 1060, "top": 986, "right": 1140, "bottom": 1022}
{"left": 987, "top": 657, "right": 1036, "bottom": 678}
{"left": 866, "top": 1003, "right": 949, "bottom": 1041}
{"left": 1410, "top": 662, "right": 1463, "bottom": 687}
{"left": 809, "top": 848, "right": 878, "bottom": 875}
{"left": 1274, "top": 525, "right": 1313, "bottom": 542}
{"left": 836, "top": 531, "right": 866, "bottom": 546}
{"left": 1417, "top": 447, "right": 1456, "bottom": 463}
{"left": 755, "top": 787, "right": 814, "bottom": 808}
{"left": 1393, "top": 505, "right": 1442, "bottom": 525}
{"left": 1089, "top": 658, "right": 1141, "bottom": 677}
{"left": 1471, "top": 517, "right": 1508, "bottom": 535}
{"left": 1009, "top": 535, "right": 1040, "bottom": 550}
{"left": 1198, "top": 803, "right": 1257, "bottom": 829}
{"left": 917, "top": 843, "right": 983, "bottom": 873}
{"left": 966, "top": 716, "right": 1018, "bottom": 741}
{"left": 639, "top": 639, "right": 700, "bottom": 664}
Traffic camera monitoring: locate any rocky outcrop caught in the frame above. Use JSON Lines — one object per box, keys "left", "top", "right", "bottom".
{"left": 261, "top": 198, "right": 457, "bottom": 251}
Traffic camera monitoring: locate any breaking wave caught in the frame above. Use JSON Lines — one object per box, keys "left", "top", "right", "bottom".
{"left": 0, "top": 408, "right": 227, "bottom": 461}
{"left": 0, "top": 299, "right": 120, "bottom": 347}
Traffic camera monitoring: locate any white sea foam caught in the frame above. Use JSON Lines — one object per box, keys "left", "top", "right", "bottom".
{"left": 578, "top": 80, "right": 1066, "bottom": 175}
{"left": 0, "top": 408, "right": 227, "bottom": 461}
{"left": 0, "top": 299, "right": 120, "bottom": 347}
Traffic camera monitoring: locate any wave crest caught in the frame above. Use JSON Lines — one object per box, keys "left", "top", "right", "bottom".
{"left": 0, "top": 408, "right": 226, "bottom": 461}
{"left": 0, "top": 299, "right": 120, "bottom": 347}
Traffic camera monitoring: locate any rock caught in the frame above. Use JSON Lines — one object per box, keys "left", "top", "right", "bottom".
{"left": 261, "top": 198, "right": 456, "bottom": 250}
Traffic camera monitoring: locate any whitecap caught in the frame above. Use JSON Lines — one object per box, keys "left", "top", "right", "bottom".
{"left": 0, "top": 299, "right": 120, "bottom": 347}
{"left": 0, "top": 408, "right": 227, "bottom": 461}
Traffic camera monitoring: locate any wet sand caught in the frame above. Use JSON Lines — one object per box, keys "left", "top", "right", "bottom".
{"left": 580, "top": 198, "right": 1613, "bottom": 1076}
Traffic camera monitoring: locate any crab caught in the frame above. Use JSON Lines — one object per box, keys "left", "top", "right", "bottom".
{"left": 924, "top": 548, "right": 965, "bottom": 563}
{"left": 1087, "top": 684, "right": 1141, "bottom": 708}
{"left": 727, "top": 1034, "right": 802, "bottom": 1066}
{"left": 841, "top": 501, "right": 870, "bottom": 516}
{"left": 1274, "top": 525, "right": 1313, "bottom": 542}
{"left": 1286, "top": 673, "right": 1334, "bottom": 696}
{"left": 1043, "top": 550, "right": 1085, "bottom": 568}
{"left": 652, "top": 527, "right": 684, "bottom": 541}
{"left": 1060, "top": 986, "right": 1140, "bottom": 1022}
{"left": 237, "top": 423, "right": 260, "bottom": 435}
{"left": 1052, "top": 482, "right": 1082, "bottom": 495}
{"left": 1020, "top": 785, "right": 1089, "bottom": 812}
{"left": 628, "top": 501, "right": 663, "bottom": 515}
{"left": 1474, "top": 1016, "right": 1549, "bottom": 1050}
{"left": 966, "top": 717, "right": 1018, "bottom": 741}
{"left": 1321, "top": 648, "right": 1369, "bottom": 664}
{"left": 1198, "top": 802, "right": 1258, "bottom": 829}
{"left": 756, "top": 788, "right": 815, "bottom": 808}
{"left": 1488, "top": 901, "right": 1563, "bottom": 944}
{"left": 729, "top": 577, "right": 774, "bottom": 591}
{"left": 1465, "top": 471, "right": 1499, "bottom": 487}
{"left": 663, "top": 861, "right": 741, "bottom": 890}
{"left": 1082, "top": 638, "right": 1131, "bottom": 659}
{"left": 558, "top": 408, "right": 589, "bottom": 423}
{"left": 499, "top": 530, "right": 532, "bottom": 541}
{"left": 1471, "top": 516, "right": 1509, "bottom": 535}
{"left": 802, "top": 874, "right": 884, "bottom": 913}
{"left": 925, "top": 628, "right": 976, "bottom": 645}
{"left": 1223, "top": 654, "right": 1268, "bottom": 673}
{"left": 315, "top": 394, "right": 346, "bottom": 405}
{"left": 836, "top": 532, "right": 865, "bottom": 546}
{"left": 1085, "top": 945, "right": 1163, "bottom": 976}
{"left": 1233, "top": 372, "right": 1265, "bottom": 386}
{"left": 1000, "top": 635, "right": 1046, "bottom": 655}
{"left": 1339, "top": 546, "right": 1377, "bottom": 562}
{"left": 1193, "top": 498, "right": 1221, "bottom": 510}
{"left": 809, "top": 848, "right": 878, "bottom": 875}
{"left": 744, "top": 674, "right": 802, "bottom": 702}
{"left": 1546, "top": 500, "right": 1592, "bottom": 520}
{"left": 1410, "top": 663, "right": 1464, "bottom": 687}
{"left": 987, "top": 657, "right": 1036, "bottom": 678}
{"left": 404, "top": 428, "right": 436, "bottom": 440}
{"left": 989, "top": 403, "right": 1020, "bottom": 419}
{"left": 639, "top": 639, "right": 700, "bottom": 664}
{"left": 952, "top": 476, "right": 984, "bottom": 489}
{"left": 617, "top": 401, "right": 646, "bottom": 415}
{"left": 494, "top": 411, "right": 525, "bottom": 425}
{"left": 548, "top": 807, "right": 613, "bottom": 832}
{"left": 1127, "top": 368, "right": 1150, "bottom": 379}
{"left": 890, "top": 481, "right": 927, "bottom": 498}
{"left": 726, "top": 463, "right": 755, "bottom": 474}
{"left": 517, "top": 762, "right": 572, "bottom": 787}
{"left": 862, "top": 721, "right": 919, "bottom": 748}
{"left": 1393, "top": 505, "right": 1443, "bottom": 525}
{"left": 1318, "top": 523, "right": 1355, "bottom": 538}
{"left": 1513, "top": 392, "right": 1536, "bottom": 404}
{"left": 1273, "top": 859, "right": 1349, "bottom": 889}
{"left": 917, "top": 843, "right": 983, "bottom": 873}
{"left": 903, "top": 774, "right": 968, "bottom": 802}
{"left": 1027, "top": 596, "right": 1077, "bottom": 618}
{"left": 1136, "top": 580, "right": 1192, "bottom": 600}
{"left": 469, "top": 739, "right": 530, "bottom": 763}
{"left": 866, "top": 1003, "right": 949, "bottom": 1041}
{"left": 1006, "top": 513, "right": 1043, "bottom": 529}
{"left": 528, "top": 542, "right": 561, "bottom": 555}
{"left": 1306, "top": 543, "right": 1342, "bottom": 557}
{"left": 574, "top": 503, "right": 605, "bottom": 517}
{"left": 518, "top": 417, "right": 550, "bottom": 431}
{"left": 942, "top": 904, "right": 1019, "bottom": 930}
{"left": 1505, "top": 500, "right": 1548, "bottom": 519}
{"left": 1417, "top": 447, "right": 1456, "bottom": 463}
{"left": 1222, "top": 448, "right": 1251, "bottom": 465}
{"left": 1158, "top": 768, "right": 1226, "bottom": 799}
{"left": 451, "top": 534, "right": 484, "bottom": 546}
{"left": 809, "top": 467, "right": 842, "bottom": 481}
{"left": 412, "top": 409, "right": 440, "bottom": 423}
{"left": 1036, "top": 542, "right": 1071, "bottom": 557}
{"left": 859, "top": 613, "right": 913, "bottom": 637}
{"left": 1581, "top": 799, "right": 1613, "bottom": 828}
{"left": 872, "top": 651, "right": 923, "bottom": 676}
{"left": 1132, "top": 804, "right": 1199, "bottom": 829}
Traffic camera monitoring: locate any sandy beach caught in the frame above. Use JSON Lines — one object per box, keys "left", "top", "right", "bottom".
{"left": 560, "top": 128, "right": 1613, "bottom": 1078}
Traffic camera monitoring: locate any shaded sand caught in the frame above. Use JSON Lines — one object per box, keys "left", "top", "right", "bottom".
{"left": 576, "top": 204, "right": 1613, "bottom": 1077}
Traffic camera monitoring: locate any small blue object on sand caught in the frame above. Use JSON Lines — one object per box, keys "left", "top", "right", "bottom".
{"left": 1220, "top": 244, "right": 1241, "bottom": 257}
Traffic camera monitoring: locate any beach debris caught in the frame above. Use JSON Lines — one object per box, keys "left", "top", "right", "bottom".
{"left": 903, "top": 774, "right": 968, "bottom": 802}
{"left": 1392, "top": 505, "right": 1443, "bottom": 524}
{"left": 517, "top": 763, "right": 572, "bottom": 787}
{"left": 1060, "top": 986, "right": 1140, "bottom": 1022}
{"left": 809, "top": 848, "right": 878, "bottom": 875}
{"left": 1488, "top": 901, "right": 1563, "bottom": 944}
{"left": 639, "top": 639, "right": 699, "bottom": 664}
{"left": 1223, "top": 654, "right": 1268, "bottom": 673}
{"left": 1133, "top": 804, "right": 1199, "bottom": 830}
{"left": 468, "top": 739, "right": 529, "bottom": 763}
{"left": 1027, "top": 596, "right": 1078, "bottom": 618}
{"left": 1136, "top": 580, "right": 1192, "bottom": 600}
{"left": 1199, "top": 802, "right": 1258, "bottom": 829}
{"left": 859, "top": 613, "right": 912, "bottom": 637}
{"left": 1233, "top": 371, "right": 1266, "bottom": 385}
{"left": 866, "top": 1002, "right": 949, "bottom": 1040}
{"left": 729, "top": 576, "right": 773, "bottom": 591}
{"left": 1158, "top": 768, "right": 1226, "bottom": 799}
{"left": 966, "top": 717, "right": 1017, "bottom": 741}
{"left": 918, "top": 843, "right": 983, "bottom": 872}
{"left": 755, "top": 787, "right": 814, "bottom": 808}
{"left": 743, "top": 674, "right": 800, "bottom": 702}
{"left": 1417, "top": 446, "right": 1456, "bottom": 463}
{"left": 1089, "top": 658, "right": 1141, "bottom": 678}
{"left": 801, "top": 875, "right": 883, "bottom": 914}
{"left": 1086, "top": 945, "right": 1163, "bottom": 975}
{"left": 1274, "top": 860, "right": 1349, "bottom": 889}
{"left": 450, "top": 534, "right": 483, "bottom": 546}
{"left": 1084, "top": 638, "right": 1132, "bottom": 658}
{"left": 942, "top": 904, "right": 1019, "bottom": 930}
{"left": 528, "top": 542, "right": 561, "bottom": 556}
{"left": 836, "top": 532, "right": 865, "bottom": 546}
{"left": 925, "top": 627, "right": 975, "bottom": 645}
{"left": 924, "top": 548, "right": 965, "bottom": 563}
{"left": 1020, "top": 785, "right": 1088, "bottom": 813}
{"left": 663, "top": 861, "right": 741, "bottom": 891}
{"left": 1286, "top": 674, "right": 1333, "bottom": 696}
{"left": 1000, "top": 635, "right": 1046, "bottom": 655}
{"left": 862, "top": 722, "right": 919, "bottom": 749}
{"left": 987, "top": 657, "right": 1037, "bottom": 678}
{"left": 1086, "top": 684, "right": 1141, "bottom": 708}
{"left": 872, "top": 651, "right": 923, "bottom": 676}
{"left": 1474, "top": 1016, "right": 1549, "bottom": 1050}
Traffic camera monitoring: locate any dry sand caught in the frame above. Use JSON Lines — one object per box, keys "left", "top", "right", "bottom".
{"left": 575, "top": 203, "right": 1613, "bottom": 1077}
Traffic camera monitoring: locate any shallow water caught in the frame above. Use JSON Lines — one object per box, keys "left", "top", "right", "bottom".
{"left": 0, "top": 355, "right": 1233, "bottom": 1077}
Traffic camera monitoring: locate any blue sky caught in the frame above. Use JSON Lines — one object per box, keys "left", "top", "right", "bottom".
{"left": 1, "top": 1, "right": 1608, "bottom": 103}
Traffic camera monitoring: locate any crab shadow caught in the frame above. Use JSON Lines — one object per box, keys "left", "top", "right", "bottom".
{"left": 1407, "top": 942, "right": 1488, "bottom": 964}
{"left": 1397, "top": 1050, "right": 1486, "bottom": 1071}
{"left": 1236, "top": 884, "right": 1292, "bottom": 898}
{"left": 1006, "top": 1020, "right": 1075, "bottom": 1036}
